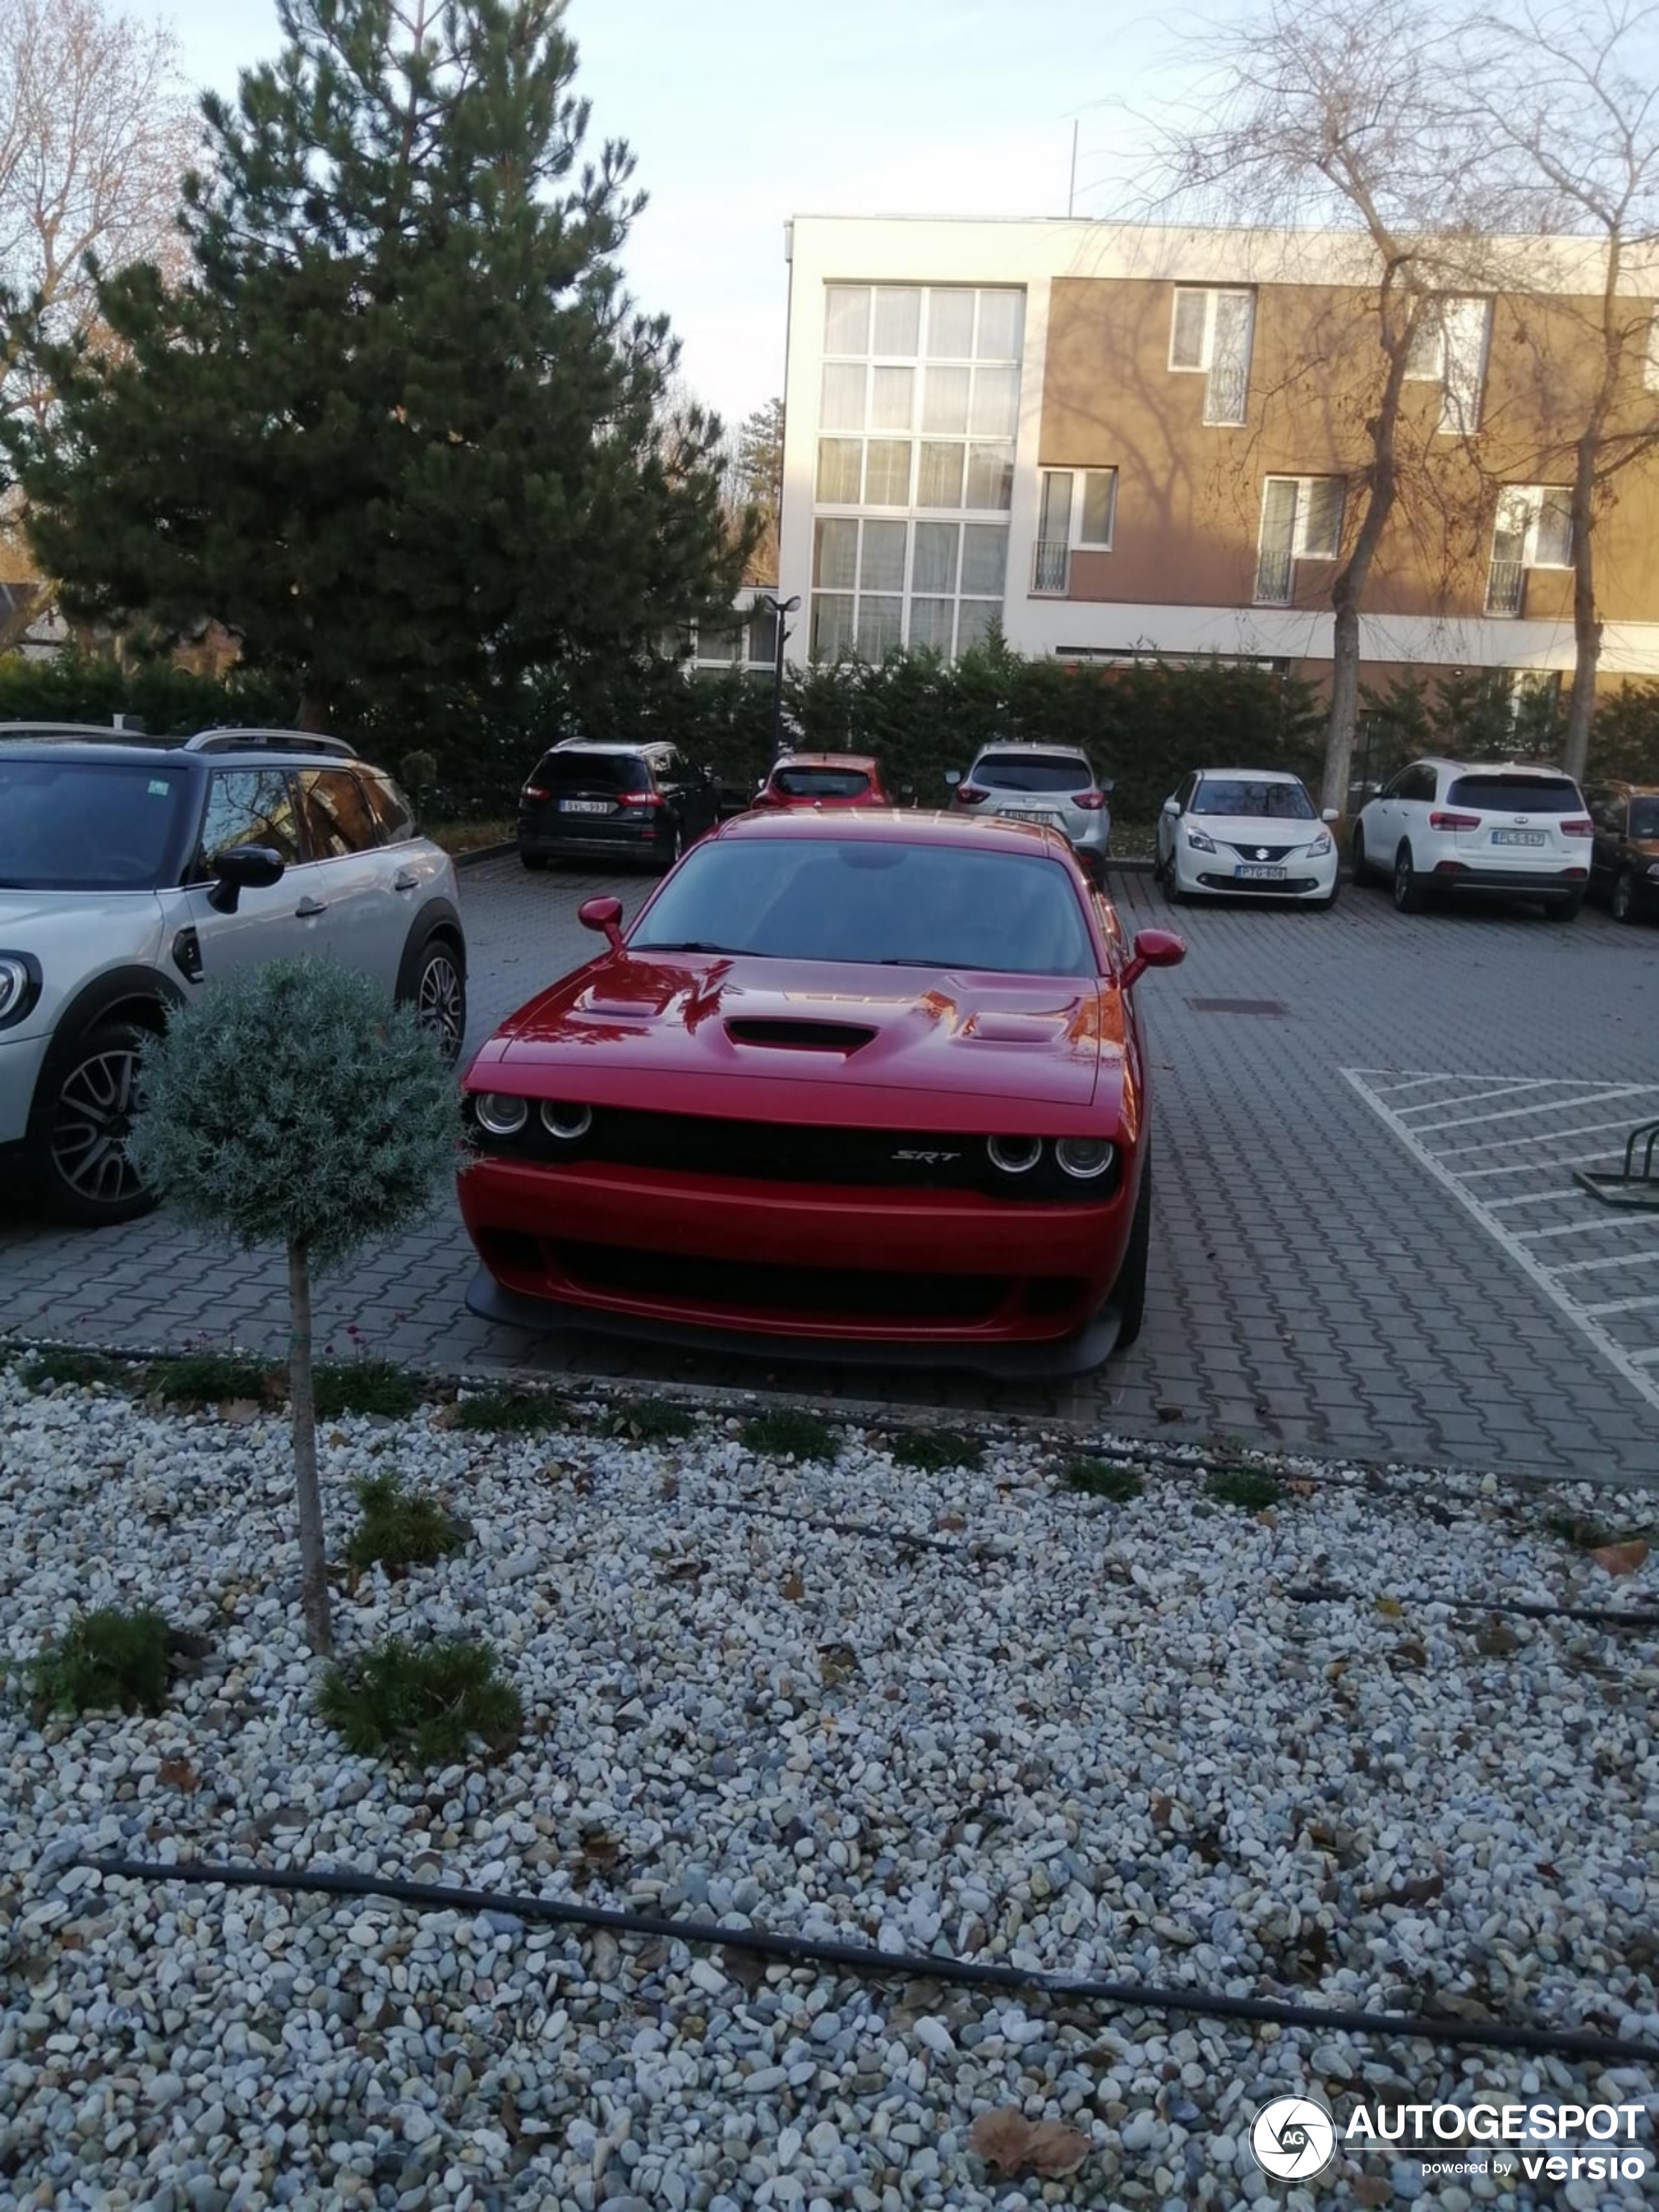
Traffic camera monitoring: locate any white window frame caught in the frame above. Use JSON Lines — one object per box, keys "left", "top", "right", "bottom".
{"left": 1404, "top": 296, "right": 1492, "bottom": 434}
{"left": 1253, "top": 476, "right": 1345, "bottom": 605}
{"left": 1167, "top": 287, "right": 1255, "bottom": 426}
{"left": 1031, "top": 468, "right": 1118, "bottom": 596}
{"left": 1494, "top": 484, "right": 1574, "bottom": 570}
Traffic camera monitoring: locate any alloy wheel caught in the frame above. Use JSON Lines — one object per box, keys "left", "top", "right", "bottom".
{"left": 417, "top": 948, "right": 466, "bottom": 1059}
{"left": 50, "top": 1043, "right": 146, "bottom": 1209}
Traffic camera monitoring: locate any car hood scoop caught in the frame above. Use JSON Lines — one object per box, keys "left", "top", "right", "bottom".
{"left": 725, "top": 1017, "right": 877, "bottom": 1052}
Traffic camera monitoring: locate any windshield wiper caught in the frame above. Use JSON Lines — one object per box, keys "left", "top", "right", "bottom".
{"left": 632, "top": 940, "right": 749, "bottom": 955}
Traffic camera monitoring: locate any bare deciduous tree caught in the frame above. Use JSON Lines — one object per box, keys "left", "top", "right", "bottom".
{"left": 1154, "top": 0, "right": 1491, "bottom": 812}
{"left": 1459, "top": 1, "right": 1659, "bottom": 781}
{"left": 0, "top": 0, "right": 195, "bottom": 439}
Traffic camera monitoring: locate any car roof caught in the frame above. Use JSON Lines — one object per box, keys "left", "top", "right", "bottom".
{"left": 972, "top": 739, "right": 1089, "bottom": 756}
{"left": 1414, "top": 755, "right": 1579, "bottom": 776}
{"left": 0, "top": 723, "right": 365, "bottom": 764}
{"left": 715, "top": 806, "right": 1074, "bottom": 859}
{"left": 771, "top": 751, "right": 881, "bottom": 772}
{"left": 549, "top": 738, "right": 668, "bottom": 756}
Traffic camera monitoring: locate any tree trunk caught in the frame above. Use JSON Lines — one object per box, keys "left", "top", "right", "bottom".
{"left": 1562, "top": 442, "right": 1602, "bottom": 786}
{"left": 287, "top": 1236, "right": 332, "bottom": 1653}
{"left": 1322, "top": 589, "right": 1364, "bottom": 816}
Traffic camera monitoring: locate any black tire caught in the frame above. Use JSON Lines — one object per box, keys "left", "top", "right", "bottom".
{"left": 1162, "top": 860, "right": 1187, "bottom": 905}
{"left": 1392, "top": 842, "right": 1427, "bottom": 914}
{"left": 1612, "top": 869, "right": 1641, "bottom": 924}
{"left": 656, "top": 817, "right": 685, "bottom": 874}
{"left": 1545, "top": 891, "right": 1584, "bottom": 922}
{"left": 35, "top": 1018, "right": 157, "bottom": 1227}
{"left": 403, "top": 935, "right": 468, "bottom": 1062}
{"left": 520, "top": 849, "right": 549, "bottom": 872}
{"left": 1109, "top": 1150, "right": 1152, "bottom": 1353}
{"left": 1351, "top": 825, "right": 1368, "bottom": 883}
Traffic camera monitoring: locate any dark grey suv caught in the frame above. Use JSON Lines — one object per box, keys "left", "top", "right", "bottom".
{"left": 518, "top": 740, "right": 720, "bottom": 872}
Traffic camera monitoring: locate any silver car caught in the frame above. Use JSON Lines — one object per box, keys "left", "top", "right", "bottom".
{"left": 0, "top": 724, "right": 466, "bottom": 1226}
{"left": 946, "top": 741, "right": 1113, "bottom": 881}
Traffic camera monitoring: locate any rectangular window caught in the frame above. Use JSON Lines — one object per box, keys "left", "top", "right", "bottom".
{"left": 1168, "top": 287, "right": 1255, "bottom": 425}
{"left": 1033, "top": 468, "right": 1118, "bottom": 594}
{"left": 926, "top": 289, "right": 977, "bottom": 359}
{"left": 1646, "top": 308, "right": 1659, "bottom": 393}
{"left": 1488, "top": 485, "right": 1573, "bottom": 614}
{"left": 816, "top": 438, "right": 862, "bottom": 502}
{"left": 814, "top": 517, "right": 858, "bottom": 589}
{"left": 820, "top": 363, "right": 865, "bottom": 432}
{"left": 859, "top": 519, "right": 908, "bottom": 593}
{"left": 824, "top": 287, "right": 871, "bottom": 355}
{"left": 863, "top": 440, "right": 912, "bottom": 505}
{"left": 869, "top": 365, "right": 914, "bottom": 431}
{"left": 909, "top": 597, "right": 956, "bottom": 653}
{"left": 872, "top": 286, "right": 921, "bottom": 356}
{"left": 1405, "top": 296, "right": 1492, "bottom": 432}
{"left": 964, "top": 441, "right": 1014, "bottom": 511}
{"left": 1254, "top": 476, "right": 1345, "bottom": 604}
{"left": 912, "top": 521, "right": 959, "bottom": 594}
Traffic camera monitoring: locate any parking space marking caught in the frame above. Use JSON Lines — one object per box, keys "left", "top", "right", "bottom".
{"left": 1345, "top": 1067, "right": 1659, "bottom": 1417}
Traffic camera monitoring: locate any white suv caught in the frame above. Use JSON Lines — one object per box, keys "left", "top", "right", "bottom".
{"left": 0, "top": 726, "right": 467, "bottom": 1225}
{"left": 945, "top": 742, "right": 1113, "bottom": 883}
{"left": 1353, "top": 757, "right": 1594, "bottom": 919}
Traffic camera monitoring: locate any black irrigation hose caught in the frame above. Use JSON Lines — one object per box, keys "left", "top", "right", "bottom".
{"left": 1287, "top": 1584, "right": 1659, "bottom": 1631}
{"left": 78, "top": 1855, "right": 1659, "bottom": 2067}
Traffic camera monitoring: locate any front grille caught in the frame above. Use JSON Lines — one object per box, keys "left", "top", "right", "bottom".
{"left": 478, "top": 1105, "right": 1121, "bottom": 1202}
{"left": 555, "top": 1243, "right": 1010, "bottom": 1321}
{"left": 1221, "top": 843, "right": 1296, "bottom": 864}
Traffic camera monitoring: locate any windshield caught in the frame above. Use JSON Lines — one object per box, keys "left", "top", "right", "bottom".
{"left": 0, "top": 758, "right": 191, "bottom": 889}
{"left": 1192, "top": 778, "right": 1315, "bottom": 820}
{"left": 974, "top": 753, "right": 1093, "bottom": 794}
{"left": 1626, "top": 796, "right": 1659, "bottom": 839}
{"left": 631, "top": 839, "right": 1097, "bottom": 975}
{"left": 1446, "top": 774, "right": 1581, "bottom": 813}
{"left": 773, "top": 766, "right": 872, "bottom": 798}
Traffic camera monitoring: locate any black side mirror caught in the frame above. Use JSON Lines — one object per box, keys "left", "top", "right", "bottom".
{"left": 206, "top": 843, "right": 285, "bottom": 914}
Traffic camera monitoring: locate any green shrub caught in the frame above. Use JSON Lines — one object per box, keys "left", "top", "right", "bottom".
{"left": 1059, "top": 1457, "right": 1143, "bottom": 1502}
{"left": 314, "top": 1359, "right": 421, "bottom": 1420}
{"left": 149, "top": 1351, "right": 276, "bottom": 1405}
{"left": 30, "top": 1608, "right": 178, "bottom": 1716}
{"left": 451, "top": 1388, "right": 568, "bottom": 1433}
{"left": 889, "top": 1429, "right": 985, "bottom": 1472}
{"left": 1206, "top": 1467, "right": 1283, "bottom": 1510}
{"left": 604, "top": 1399, "right": 698, "bottom": 1441}
{"left": 1546, "top": 1510, "right": 1652, "bottom": 1553}
{"left": 318, "top": 1635, "right": 522, "bottom": 1763}
{"left": 345, "top": 1474, "right": 464, "bottom": 1573}
{"left": 17, "top": 1349, "right": 125, "bottom": 1391}
{"left": 741, "top": 1408, "right": 842, "bottom": 1461}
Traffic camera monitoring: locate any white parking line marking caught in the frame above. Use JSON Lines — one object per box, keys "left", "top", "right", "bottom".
{"left": 1345, "top": 1068, "right": 1659, "bottom": 1417}
{"left": 1432, "top": 1116, "right": 1652, "bottom": 1160}
{"left": 1404, "top": 1086, "right": 1652, "bottom": 1134}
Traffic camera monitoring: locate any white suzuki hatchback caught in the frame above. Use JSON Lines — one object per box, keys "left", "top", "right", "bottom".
{"left": 1352, "top": 758, "right": 1593, "bottom": 918}
{"left": 1155, "top": 769, "right": 1340, "bottom": 907}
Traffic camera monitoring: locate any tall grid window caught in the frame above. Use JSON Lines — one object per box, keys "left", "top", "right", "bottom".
{"left": 1168, "top": 288, "right": 1255, "bottom": 425}
{"left": 1253, "top": 476, "right": 1345, "bottom": 604}
{"left": 812, "top": 284, "right": 1023, "bottom": 660}
{"left": 1486, "top": 485, "right": 1573, "bottom": 615}
{"left": 1404, "top": 297, "right": 1492, "bottom": 434}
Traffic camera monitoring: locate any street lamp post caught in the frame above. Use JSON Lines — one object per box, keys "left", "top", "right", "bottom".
{"left": 755, "top": 592, "right": 801, "bottom": 759}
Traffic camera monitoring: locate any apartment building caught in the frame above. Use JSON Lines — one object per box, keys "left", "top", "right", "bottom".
{"left": 775, "top": 216, "right": 1659, "bottom": 694}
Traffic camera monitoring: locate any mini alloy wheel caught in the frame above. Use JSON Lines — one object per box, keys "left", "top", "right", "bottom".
{"left": 41, "top": 1021, "right": 155, "bottom": 1225}
{"left": 413, "top": 941, "right": 467, "bottom": 1061}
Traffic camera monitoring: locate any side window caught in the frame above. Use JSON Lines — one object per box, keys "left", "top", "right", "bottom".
{"left": 654, "top": 748, "right": 683, "bottom": 785}
{"left": 298, "top": 769, "right": 379, "bottom": 858}
{"left": 194, "top": 768, "right": 302, "bottom": 877}
{"left": 361, "top": 769, "right": 417, "bottom": 844}
{"left": 1176, "top": 773, "right": 1197, "bottom": 810}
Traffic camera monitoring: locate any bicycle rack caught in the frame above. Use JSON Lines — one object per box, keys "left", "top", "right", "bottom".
{"left": 1575, "top": 1118, "right": 1659, "bottom": 1209}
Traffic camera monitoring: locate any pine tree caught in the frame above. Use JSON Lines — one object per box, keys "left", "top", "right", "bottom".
{"left": 4, "top": 0, "right": 747, "bottom": 724}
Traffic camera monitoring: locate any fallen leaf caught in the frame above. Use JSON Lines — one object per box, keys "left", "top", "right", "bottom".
{"left": 1288, "top": 1478, "right": 1319, "bottom": 1497}
{"left": 157, "top": 1756, "right": 198, "bottom": 1793}
{"left": 500, "top": 2090, "right": 521, "bottom": 2143}
{"left": 1375, "top": 1596, "right": 1404, "bottom": 1619}
{"left": 782, "top": 1570, "right": 804, "bottom": 1601}
{"left": 658, "top": 1557, "right": 707, "bottom": 1586}
{"left": 1150, "top": 1793, "right": 1173, "bottom": 1825}
{"left": 1476, "top": 1620, "right": 1520, "bottom": 1657}
{"left": 967, "top": 2109, "right": 1091, "bottom": 2177}
{"left": 1590, "top": 1538, "right": 1649, "bottom": 1576}
{"left": 1390, "top": 1872, "right": 1444, "bottom": 1906}
{"left": 1536, "top": 1859, "right": 1562, "bottom": 1881}
{"left": 1394, "top": 1638, "right": 1428, "bottom": 1669}
{"left": 1026, "top": 2120, "right": 1092, "bottom": 2177}
{"left": 818, "top": 1642, "right": 858, "bottom": 1685}
{"left": 935, "top": 1512, "right": 966, "bottom": 1531}
{"left": 216, "top": 1398, "right": 261, "bottom": 1425}
{"left": 1353, "top": 2177, "right": 1392, "bottom": 2205}
{"left": 1256, "top": 1508, "right": 1278, "bottom": 1529}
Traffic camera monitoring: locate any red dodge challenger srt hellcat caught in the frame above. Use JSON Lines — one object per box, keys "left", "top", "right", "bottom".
{"left": 457, "top": 809, "right": 1184, "bottom": 1377}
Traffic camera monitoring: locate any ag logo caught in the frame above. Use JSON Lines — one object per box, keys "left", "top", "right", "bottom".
{"left": 1248, "top": 2095, "right": 1336, "bottom": 2179}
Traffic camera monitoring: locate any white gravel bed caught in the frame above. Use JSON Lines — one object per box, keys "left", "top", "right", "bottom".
{"left": 1, "top": 1360, "right": 1656, "bottom": 2211}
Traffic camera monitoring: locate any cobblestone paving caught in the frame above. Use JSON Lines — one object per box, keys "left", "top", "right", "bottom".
{"left": 3, "top": 851, "right": 1656, "bottom": 1484}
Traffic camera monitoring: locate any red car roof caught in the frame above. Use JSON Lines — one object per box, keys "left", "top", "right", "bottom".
{"left": 769, "top": 751, "right": 882, "bottom": 773}
{"left": 716, "top": 805, "right": 1071, "bottom": 859}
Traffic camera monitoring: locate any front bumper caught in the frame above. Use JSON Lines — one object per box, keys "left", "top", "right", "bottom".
{"left": 457, "top": 1155, "right": 1133, "bottom": 1367}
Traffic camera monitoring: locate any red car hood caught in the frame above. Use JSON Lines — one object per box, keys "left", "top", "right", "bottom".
{"left": 468, "top": 952, "right": 1125, "bottom": 1128}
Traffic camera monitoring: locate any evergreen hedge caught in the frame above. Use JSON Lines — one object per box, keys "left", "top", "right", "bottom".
{"left": 5, "top": 642, "right": 1652, "bottom": 824}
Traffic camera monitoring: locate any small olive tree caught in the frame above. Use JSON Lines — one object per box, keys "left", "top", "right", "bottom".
{"left": 129, "top": 959, "right": 464, "bottom": 1653}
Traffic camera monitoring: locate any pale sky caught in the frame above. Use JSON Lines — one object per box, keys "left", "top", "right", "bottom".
{"left": 140, "top": 0, "right": 1211, "bottom": 432}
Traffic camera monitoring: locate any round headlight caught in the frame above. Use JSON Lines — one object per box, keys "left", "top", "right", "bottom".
{"left": 1055, "top": 1136, "right": 1116, "bottom": 1180}
{"left": 987, "top": 1135, "right": 1044, "bottom": 1175}
{"left": 540, "top": 1101, "right": 593, "bottom": 1141}
{"left": 474, "top": 1092, "right": 529, "bottom": 1137}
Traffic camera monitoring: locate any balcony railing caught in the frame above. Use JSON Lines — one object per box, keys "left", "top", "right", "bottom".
{"left": 1253, "top": 546, "right": 1294, "bottom": 605}
{"left": 1031, "top": 539, "right": 1071, "bottom": 595}
{"left": 1485, "top": 559, "right": 1525, "bottom": 617}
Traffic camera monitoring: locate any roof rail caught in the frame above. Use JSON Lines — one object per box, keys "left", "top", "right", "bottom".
{"left": 185, "top": 728, "right": 357, "bottom": 760}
